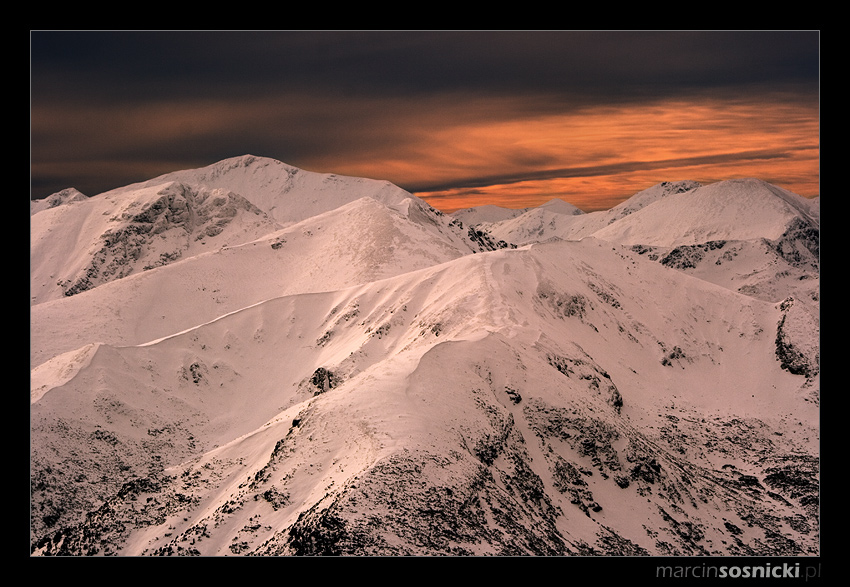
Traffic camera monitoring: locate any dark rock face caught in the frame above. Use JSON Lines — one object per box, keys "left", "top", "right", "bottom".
{"left": 547, "top": 352, "right": 623, "bottom": 413}
{"left": 264, "top": 440, "right": 571, "bottom": 556}
{"left": 660, "top": 240, "right": 726, "bottom": 270}
{"left": 761, "top": 456, "right": 819, "bottom": 514}
{"left": 30, "top": 360, "right": 819, "bottom": 556}
{"left": 309, "top": 367, "right": 339, "bottom": 394}
{"left": 60, "top": 184, "right": 268, "bottom": 297}
{"left": 466, "top": 226, "right": 516, "bottom": 252}
{"left": 29, "top": 410, "right": 201, "bottom": 554}
{"left": 775, "top": 297, "right": 819, "bottom": 380}
{"left": 772, "top": 217, "right": 819, "bottom": 269}
{"left": 518, "top": 394, "right": 818, "bottom": 557}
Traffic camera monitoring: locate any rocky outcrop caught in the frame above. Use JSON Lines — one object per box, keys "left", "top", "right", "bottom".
{"left": 465, "top": 225, "right": 516, "bottom": 252}
{"left": 775, "top": 297, "right": 819, "bottom": 381}
{"left": 30, "top": 187, "right": 88, "bottom": 215}
{"left": 60, "top": 183, "right": 269, "bottom": 297}
{"left": 660, "top": 240, "right": 727, "bottom": 270}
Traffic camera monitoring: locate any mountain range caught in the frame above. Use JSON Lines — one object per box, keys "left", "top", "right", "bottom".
{"left": 30, "top": 155, "right": 819, "bottom": 556}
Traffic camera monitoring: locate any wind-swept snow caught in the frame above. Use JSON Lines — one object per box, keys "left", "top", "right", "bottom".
{"left": 589, "top": 178, "right": 818, "bottom": 247}
{"left": 30, "top": 157, "right": 819, "bottom": 556}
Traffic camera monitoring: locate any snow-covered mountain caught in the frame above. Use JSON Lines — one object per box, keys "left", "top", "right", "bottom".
{"left": 30, "top": 156, "right": 819, "bottom": 556}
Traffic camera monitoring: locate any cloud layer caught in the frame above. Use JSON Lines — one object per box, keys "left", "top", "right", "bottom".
{"left": 31, "top": 31, "right": 819, "bottom": 212}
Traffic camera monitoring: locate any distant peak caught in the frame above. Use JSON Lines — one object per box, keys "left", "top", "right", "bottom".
{"left": 206, "top": 154, "right": 298, "bottom": 173}
{"left": 31, "top": 187, "right": 88, "bottom": 215}
{"left": 540, "top": 198, "right": 585, "bottom": 215}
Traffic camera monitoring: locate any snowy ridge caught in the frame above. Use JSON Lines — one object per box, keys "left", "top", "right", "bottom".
{"left": 30, "top": 157, "right": 819, "bottom": 556}
{"left": 109, "top": 155, "right": 418, "bottom": 227}
{"left": 451, "top": 203, "right": 528, "bottom": 226}
{"left": 30, "top": 187, "right": 88, "bottom": 215}
{"left": 31, "top": 194, "right": 488, "bottom": 369}
{"left": 589, "top": 178, "right": 818, "bottom": 247}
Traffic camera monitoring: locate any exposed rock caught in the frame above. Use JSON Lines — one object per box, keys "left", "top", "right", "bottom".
{"left": 61, "top": 183, "right": 270, "bottom": 297}
{"left": 309, "top": 367, "right": 339, "bottom": 394}
{"left": 775, "top": 297, "right": 819, "bottom": 380}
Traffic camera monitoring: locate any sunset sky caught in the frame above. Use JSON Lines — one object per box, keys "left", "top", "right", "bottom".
{"left": 30, "top": 31, "right": 820, "bottom": 213}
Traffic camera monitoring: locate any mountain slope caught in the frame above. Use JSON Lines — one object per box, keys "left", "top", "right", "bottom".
{"left": 31, "top": 159, "right": 491, "bottom": 368}
{"left": 30, "top": 180, "right": 281, "bottom": 304}
{"left": 30, "top": 159, "right": 819, "bottom": 556}
{"left": 31, "top": 155, "right": 467, "bottom": 305}
{"left": 478, "top": 179, "right": 819, "bottom": 304}
{"left": 589, "top": 178, "right": 818, "bottom": 248}
{"left": 478, "top": 179, "right": 818, "bottom": 251}
{"left": 108, "top": 154, "right": 418, "bottom": 227}
{"left": 475, "top": 181, "right": 703, "bottom": 246}
{"left": 30, "top": 187, "right": 88, "bottom": 215}
{"left": 31, "top": 239, "right": 818, "bottom": 556}
{"left": 450, "top": 203, "right": 528, "bottom": 227}
{"left": 31, "top": 196, "right": 478, "bottom": 368}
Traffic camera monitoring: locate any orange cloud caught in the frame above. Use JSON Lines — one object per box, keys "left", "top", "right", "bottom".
{"left": 362, "top": 95, "right": 819, "bottom": 213}
{"left": 31, "top": 90, "right": 818, "bottom": 212}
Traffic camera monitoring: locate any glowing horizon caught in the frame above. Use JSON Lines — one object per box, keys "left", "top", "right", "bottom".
{"left": 30, "top": 31, "right": 819, "bottom": 214}
{"left": 320, "top": 96, "right": 819, "bottom": 213}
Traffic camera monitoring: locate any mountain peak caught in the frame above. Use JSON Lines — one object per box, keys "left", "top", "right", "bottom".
{"left": 30, "top": 159, "right": 819, "bottom": 557}
{"left": 539, "top": 198, "right": 585, "bottom": 215}
{"left": 30, "top": 187, "right": 88, "bottom": 215}
{"left": 86, "top": 155, "right": 420, "bottom": 229}
{"left": 588, "top": 178, "right": 817, "bottom": 247}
